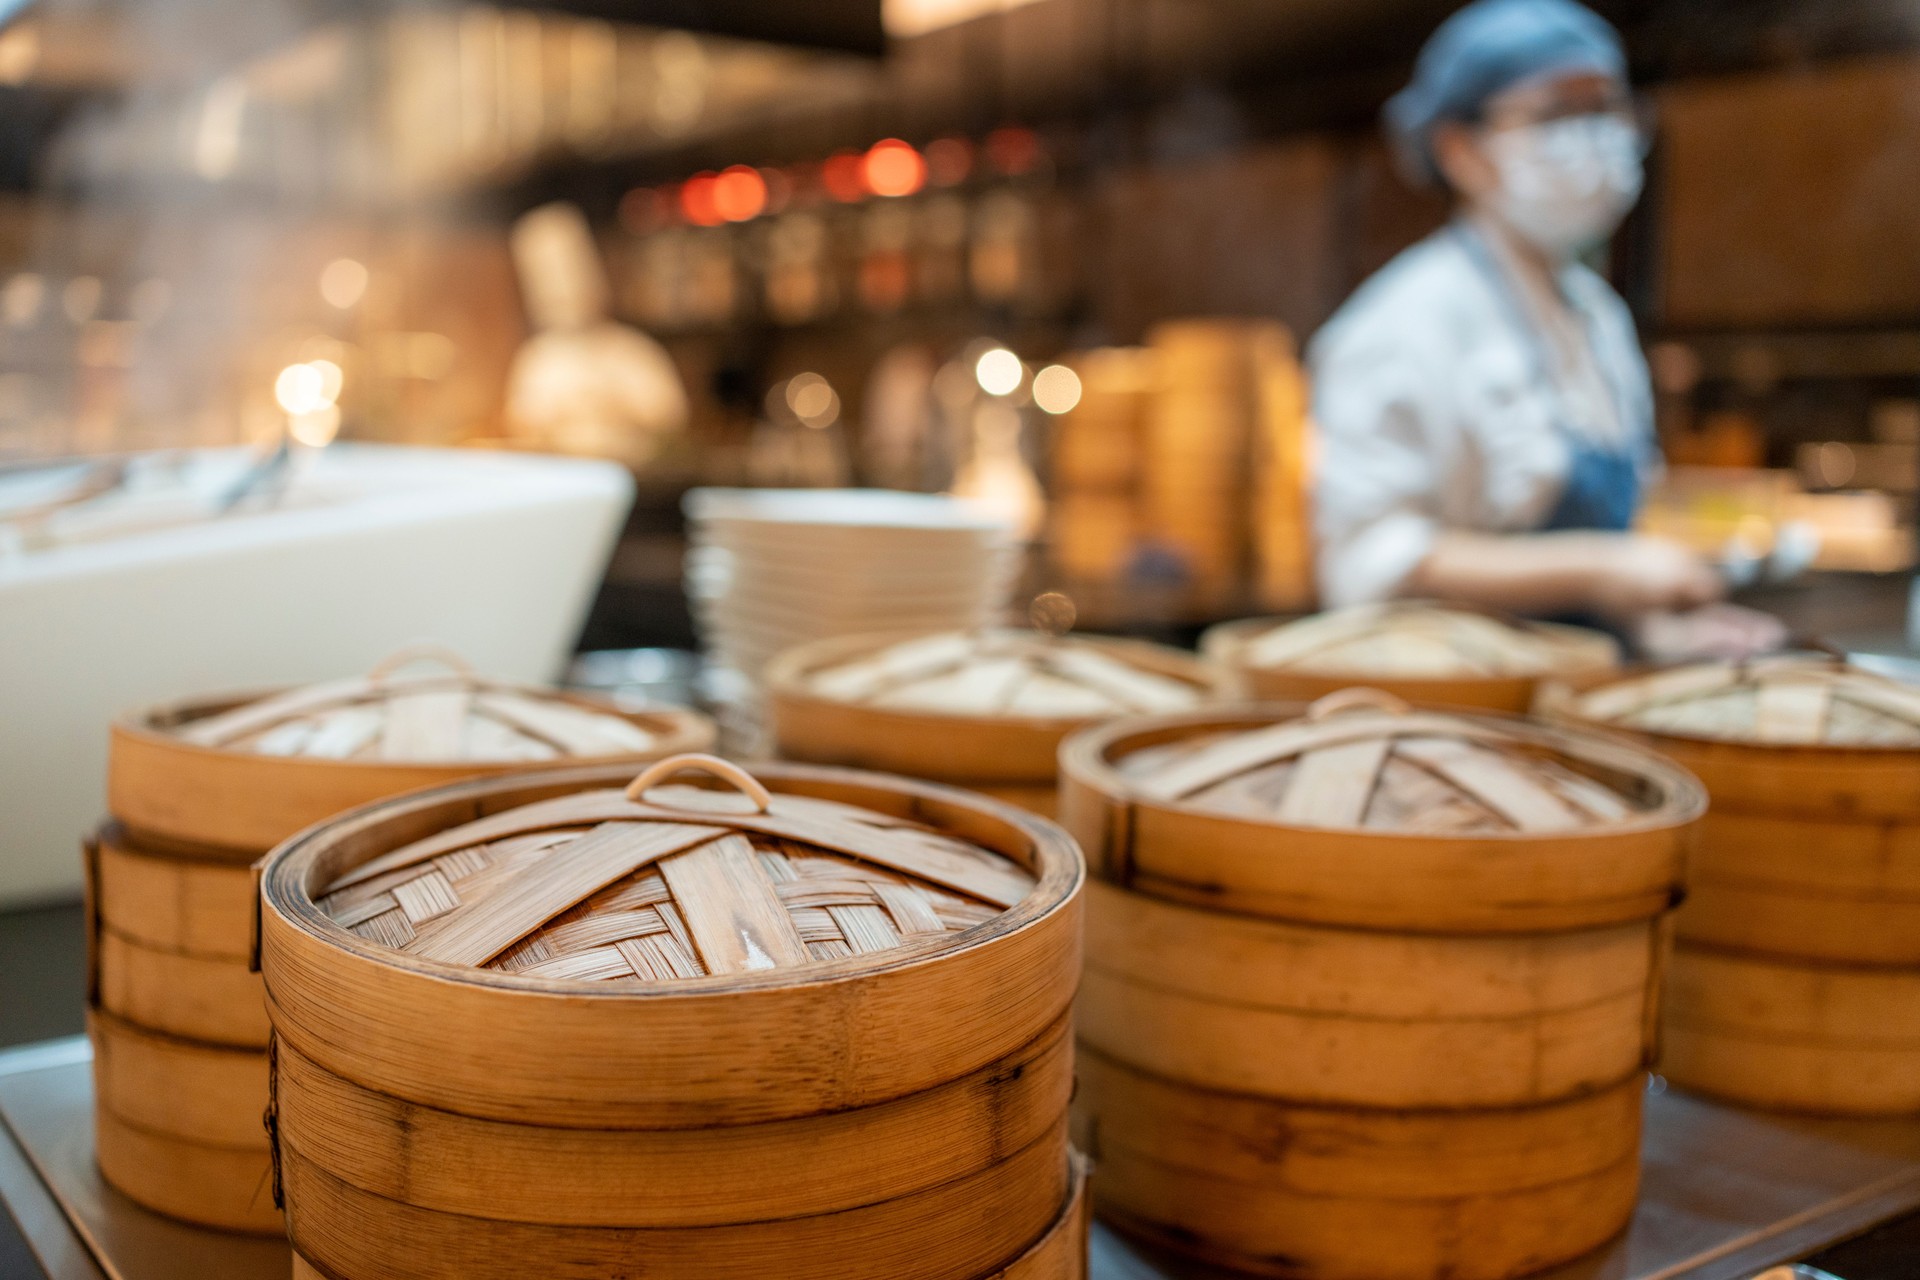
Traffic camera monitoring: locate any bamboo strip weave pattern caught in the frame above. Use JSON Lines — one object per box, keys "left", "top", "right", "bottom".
{"left": 317, "top": 777, "right": 1028, "bottom": 980}
{"left": 1574, "top": 657, "right": 1920, "bottom": 747}
{"left": 1118, "top": 698, "right": 1649, "bottom": 836}
{"left": 802, "top": 630, "right": 1205, "bottom": 718}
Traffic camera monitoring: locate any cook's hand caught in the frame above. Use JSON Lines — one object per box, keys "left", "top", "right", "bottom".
{"left": 1589, "top": 536, "right": 1725, "bottom": 620}
{"left": 1637, "top": 603, "right": 1789, "bottom": 663}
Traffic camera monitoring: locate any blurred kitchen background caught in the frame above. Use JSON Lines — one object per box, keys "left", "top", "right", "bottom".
{"left": 2, "top": 0, "right": 1918, "bottom": 649}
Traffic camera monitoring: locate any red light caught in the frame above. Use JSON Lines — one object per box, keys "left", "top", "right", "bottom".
{"left": 863, "top": 139, "right": 926, "bottom": 199}
{"left": 679, "top": 172, "right": 724, "bottom": 227}
{"left": 822, "top": 150, "right": 868, "bottom": 202}
{"left": 924, "top": 137, "right": 973, "bottom": 187}
{"left": 985, "top": 126, "right": 1042, "bottom": 176}
{"left": 712, "top": 165, "right": 768, "bottom": 222}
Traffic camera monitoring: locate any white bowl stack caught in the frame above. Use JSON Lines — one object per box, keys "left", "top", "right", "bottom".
{"left": 685, "top": 488, "right": 1022, "bottom": 693}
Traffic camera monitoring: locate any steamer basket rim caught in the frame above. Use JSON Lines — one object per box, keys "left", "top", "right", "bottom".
{"left": 259, "top": 759, "right": 1085, "bottom": 1000}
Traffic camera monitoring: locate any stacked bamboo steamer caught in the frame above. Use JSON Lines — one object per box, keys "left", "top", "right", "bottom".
{"left": 90, "top": 647, "right": 713, "bottom": 1233}
{"left": 1202, "top": 601, "right": 1620, "bottom": 712}
{"left": 259, "top": 754, "right": 1086, "bottom": 1280}
{"left": 1559, "top": 657, "right": 1920, "bottom": 1114}
{"left": 1059, "top": 690, "right": 1705, "bottom": 1280}
{"left": 764, "top": 620, "right": 1216, "bottom": 816}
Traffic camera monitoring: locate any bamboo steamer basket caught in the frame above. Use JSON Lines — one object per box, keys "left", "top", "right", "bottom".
{"left": 287, "top": 1156, "right": 1092, "bottom": 1280}
{"left": 1077, "top": 878, "right": 1661, "bottom": 1108}
{"left": 1557, "top": 657, "right": 1920, "bottom": 960}
{"left": 1074, "top": 1050, "right": 1643, "bottom": 1280}
{"left": 1661, "top": 944, "right": 1920, "bottom": 1114}
{"left": 1558, "top": 657, "right": 1920, "bottom": 1113}
{"left": 260, "top": 754, "right": 1085, "bottom": 1280}
{"left": 1059, "top": 690, "right": 1700, "bottom": 1279}
{"left": 1202, "top": 602, "right": 1619, "bottom": 713}
{"left": 108, "top": 645, "right": 715, "bottom": 856}
{"left": 89, "top": 1010, "right": 278, "bottom": 1234}
{"left": 1058, "top": 690, "right": 1704, "bottom": 933}
{"left": 766, "top": 625, "right": 1217, "bottom": 817}
{"left": 89, "top": 646, "right": 713, "bottom": 1233}
{"left": 88, "top": 826, "right": 268, "bottom": 1046}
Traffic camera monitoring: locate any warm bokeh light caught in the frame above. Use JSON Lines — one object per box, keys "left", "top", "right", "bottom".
{"left": 1032, "top": 364, "right": 1083, "bottom": 415}
{"left": 679, "top": 172, "right": 724, "bottom": 226}
{"left": 863, "top": 140, "right": 926, "bottom": 198}
{"left": 785, "top": 372, "right": 840, "bottom": 427}
{"left": 924, "top": 137, "right": 974, "bottom": 187}
{"left": 309, "top": 358, "right": 345, "bottom": 405}
{"left": 822, "top": 150, "right": 867, "bottom": 202}
{"left": 713, "top": 165, "right": 768, "bottom": 222}
{"left": 319, "top": 258, "right": 368, "bottom": 309}
{"left": 288, "top": 404, "right": 341, "bottom": 448}
{"left": 975, "top": 347, "right": 1024, "bottom": 396}
{"left": 274, "top": 362, "right": 327, "bottom": 415}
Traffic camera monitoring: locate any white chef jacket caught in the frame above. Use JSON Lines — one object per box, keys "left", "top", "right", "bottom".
{"left": 1307, "top": 222, "right": 1655, "bottom": 608}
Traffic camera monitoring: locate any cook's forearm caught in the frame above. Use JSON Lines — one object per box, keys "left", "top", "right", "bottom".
{"left": 1404, "top": 530, "right": 1627, "bottom": 614}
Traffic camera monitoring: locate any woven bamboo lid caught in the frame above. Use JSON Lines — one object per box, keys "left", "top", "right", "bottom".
{"left": 1570, "top": 657, "right": 1920, "bottom": 748}
{"left": 1208, "top": 603, "right": 1618, "bottom": 680}
{"left": 110, "top": 645, "right": 715, "bottom": 857}
{"left": 156, "top": 645, "right": 668, "bottom": 763}
{"left": 313, "top": 754, "right": 1037, "bottom": 982}
{"left": 1111, "top": 689, "right": 1665, "bottom": 836}
{"left": 790, "top": 629, "right": 1208, "bottom": 719}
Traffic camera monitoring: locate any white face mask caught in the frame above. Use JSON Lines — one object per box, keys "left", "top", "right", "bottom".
{"left": 1484, "top": 114, "right": 1645, "bottom": 259}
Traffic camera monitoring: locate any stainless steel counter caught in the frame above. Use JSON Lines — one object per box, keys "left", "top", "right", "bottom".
{"left": 3, "top": 1038, "right": 1918, "bottom": 1280}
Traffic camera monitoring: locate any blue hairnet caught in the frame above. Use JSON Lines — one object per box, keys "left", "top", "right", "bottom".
{"left": 1386, "top": 0, "right": 1627, "bottom": 186}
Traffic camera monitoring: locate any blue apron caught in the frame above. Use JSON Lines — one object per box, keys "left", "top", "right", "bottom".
{"left": 1454, "top": 224, "right": 1644, "bottom": 535}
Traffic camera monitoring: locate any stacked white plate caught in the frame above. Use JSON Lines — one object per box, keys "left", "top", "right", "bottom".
{"left": 685, "top": 488, "right": 1022, "bottom": 692}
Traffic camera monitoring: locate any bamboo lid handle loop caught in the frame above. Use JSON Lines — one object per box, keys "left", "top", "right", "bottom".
{"left": 1306, "top": 688, "right": 1414, "bottom": 721}
{"left": 368, "top": 643, "right": 479, "bottom": 684}
{"left": 626, "top": 753, "right": 773, "bottom": 813}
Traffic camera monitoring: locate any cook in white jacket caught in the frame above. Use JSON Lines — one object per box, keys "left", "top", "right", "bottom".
{"left": 1312, "top": 0, "right": 1781, "bottom": 656}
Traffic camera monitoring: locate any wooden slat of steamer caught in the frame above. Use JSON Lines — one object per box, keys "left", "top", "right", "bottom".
{"left": 328, "top": 792, "right": 635, "bottom": 888}
{"left": 403, "top": 822, "right": 726, "bottom": 967}
{"left": 737, "top": 805, "right": 1031, "bottom": 908}
{"left": 331, "top": 788, "right": 1032, "bottom": 910}
{"left": 173, "top": 676, "right": 382, "bottom": 746}
{"left": 1238, "top": 605, "right": 1387, "bottom": 668}
{"left": 659, "top": 834, "right": 811, "bottom": 973}
{"left": 301, "top": 707, "right": 384, "bottom": 759}
{"left": 473, "top": 691, "right": 655, "bottom": 756}
{"left": 808, "top": 634, "right": 978, "bottom": 703}
{"left": 1277, "top": 738, "right": 1392, "bottom": 829}
{"left": 1134, "top": 713, "right": 1506, "bottom": 803}
{"left": 1044, "top": 648, "right": 1196, "bottom": 713}
{"left": 1577, "top": 664, "right": 1741, "bottom": 722}
{"left": 380, "top": 689, "right": 472, "bottom": 760}
{"left": 1842, "top": 676, "right": 1920, "bottom": 727}
{"left": 1753, "top": 679, "right": 1834, "bottom": 743}
{"left": 1395, "top": 737, "right": 1583, "bottom": 832}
